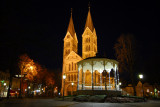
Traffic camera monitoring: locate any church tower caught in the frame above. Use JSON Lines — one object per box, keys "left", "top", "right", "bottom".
{"left": 63, "top": 9, "right": 78, "bottom": 59}
{"left": 82, "top": 7, "right": 97, "bottom": 59}
{"left": 62, "top": 9, "right": 82, "bottom": 96}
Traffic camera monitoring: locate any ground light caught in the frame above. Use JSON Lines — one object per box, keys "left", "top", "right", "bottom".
{"left": 63, "top": 74, "right": 66, "bottom": 100}
{"left": 139, "top": 74, "right": 144, "bottom": 98}
{"left": 71, "top": 82, "right": 74, "bottom": 96}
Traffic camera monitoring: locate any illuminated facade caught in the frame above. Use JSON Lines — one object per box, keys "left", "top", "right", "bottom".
{"left": 62, "top": 8, "right": 119, "bottom": 96}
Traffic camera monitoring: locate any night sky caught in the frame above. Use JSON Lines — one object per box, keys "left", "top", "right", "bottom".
{"left": 0, "top": 0, "right": 159, "bottom": 78}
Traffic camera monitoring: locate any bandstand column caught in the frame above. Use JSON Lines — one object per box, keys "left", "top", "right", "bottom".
{"left": 114, "top": 69, "right": 117, "bottom": 90}
{"left": 117, "top": 70, "right": 119, "bottom": 90}
{"left": 82, "top": 63, "right": 84, "bottom": 90}
{"left": 100, "top": 72, "right": 102, "bottom": 90}
{"left": 109, "top": 70, "right": 111, "bottom": 90}
{"left": 103, "top": 60, "right": 106, "bottom": 90}
{"left": 77, "top": 68, "right": 79, "bottom": 90}
{"left": 91, "top": 61, "right": 94, "bottom": 90}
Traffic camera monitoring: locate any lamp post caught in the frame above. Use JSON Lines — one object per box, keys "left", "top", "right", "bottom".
{"left": 119, "top": 82, "right": 122, "bottom": 90}
{"left": 139, "top": 74, "right": 144, "bottom": 98}
{"left": 3, "top": 83, "right": 6, "bottom": 97}
{"left": 71, "top": 82, "right": 74, "bottom": 96}
{"left": 63, "top": 74, "right": 66, "bottom": 100}
{"left": 19, "top": 71, "right": 23, "bottom": 98}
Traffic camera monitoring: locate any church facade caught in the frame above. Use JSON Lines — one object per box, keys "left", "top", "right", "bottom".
{"left": 62, "top": 8, "right": 98, "bottom": 96}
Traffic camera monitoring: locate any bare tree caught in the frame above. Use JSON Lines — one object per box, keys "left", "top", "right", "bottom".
{"left": 114, "top": 34, "right": 137, "bottom": 96}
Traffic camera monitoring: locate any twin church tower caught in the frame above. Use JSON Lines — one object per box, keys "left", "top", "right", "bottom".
{"left": 62, "top": 8, "right": 98, "bottom": 96}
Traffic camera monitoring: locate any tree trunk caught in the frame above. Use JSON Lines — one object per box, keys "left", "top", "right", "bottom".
{"left": 52, "top": 86, "right": 54, "bottom": 97}
{"left": 131, "top": 72, "right": 136, "bottom": 96}
{"left": 7, "top": 73, "right": 12, "bottom": 99}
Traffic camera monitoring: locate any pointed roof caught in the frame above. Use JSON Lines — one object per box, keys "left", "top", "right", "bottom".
{"left": 65, "top": 51, "right": 83, "bottom": 62}
{"left": 85, "top": 7, "right": 94, "bottom": 32}
{"left": 67, "top": 9, "right": 75, "bottom": 37}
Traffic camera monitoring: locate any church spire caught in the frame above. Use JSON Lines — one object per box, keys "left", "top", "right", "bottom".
{"left": 85, "top": 6, "right": 94, "bottom": 31}
{"left": 67, "top": 8, "right": 75, "bottom": 37}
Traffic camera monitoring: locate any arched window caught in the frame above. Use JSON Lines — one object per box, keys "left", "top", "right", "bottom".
{"left": 66, "top": 42, "right": 70, "bottom": 47}
{"left": 72, "top": 62, "right": 73, "bottom": 71}
{"left": 86, "top": 38, "right": 88, "bottom": 43}
{"left": 66, "top": 49, "right": 70, "bottom": 55}
{"left": 69, "top": 64, "right": 71, "bottom": 71}
{"left": 67, "top": 74, "right": 68, "bottom": 81}
{"left": 74, "top": 74, "right": 76, "bottom": 81}
{"left": 86, "top": 45, "right": 89, "bottom": 51}
{"left": 69, "top": 75, "right": 70, "bottom": 81}
{"left": 75, "top": 63, "right": 76, "bottom": 70}
{"left": 71, "top": 74, "right": 73, "bottom": 81}
{"left": 89, "top": 45, "right": 90, "bottom": 51}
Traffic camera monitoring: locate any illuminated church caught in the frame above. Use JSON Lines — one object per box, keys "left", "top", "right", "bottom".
{"left": 62, "top": 8, "right": 120, "bottom": 96}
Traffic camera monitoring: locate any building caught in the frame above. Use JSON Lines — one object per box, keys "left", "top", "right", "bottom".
{"left": 122, "top": 81, "right": 160, "bottom": 97}
{"left": 62, "top": 8, "right": 120, "bottom": 96}
{"left": 0, "top": 70, "right": 10, "bottom": 97}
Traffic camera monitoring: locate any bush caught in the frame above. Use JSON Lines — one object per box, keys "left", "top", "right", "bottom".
{"left": 88, "top": 95, "right": 106, "bottom": 102}
{"left": 73, "top": 95, "right": 90, "bottom": 102}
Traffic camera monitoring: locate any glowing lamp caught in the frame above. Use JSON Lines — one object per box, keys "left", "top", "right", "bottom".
{"left": 28, "top": 86, "right": 31, "bottom": 89}
{"left": 71, "top": 82, "right": 74, "bottom": 86}
{"left": 119, "top": 82, "right": 122, "bottom": 85}
{"left": 63, "top": 74, "right": 66, "bottom": 79}
{"left": 139, "top": 74, "right": 143, "bottom": 79}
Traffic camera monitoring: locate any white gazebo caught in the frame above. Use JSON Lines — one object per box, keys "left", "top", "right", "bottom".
{"left": 77, "top": 57, "right": 120, "bottom": 91}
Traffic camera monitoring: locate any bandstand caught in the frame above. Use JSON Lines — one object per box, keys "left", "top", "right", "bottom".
{"left": 77, "top": 57, "right": 121, "bottom": 95}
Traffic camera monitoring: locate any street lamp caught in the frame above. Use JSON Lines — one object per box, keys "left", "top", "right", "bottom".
{"left": 3, "top": 83, "right": 6, "bottom": 97}
{"left": 71, "top": 82, "right": 74, "bottom": 96}
{"left": 139, "top": 74, "right": 143, "bottom": 79}
{"left": 28, "top": 86, "right": 31, "bottom": 89}
{"left": 119, "top": 82, "right": 122, "bottom": 86}
{"left": 63, "top": 74, "right": 66, "bottom": 100}
{"left": 139, "top": 74, "right": 144, "bottom": 98}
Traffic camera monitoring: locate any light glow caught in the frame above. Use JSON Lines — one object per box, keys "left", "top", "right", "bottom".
{"left": 30, "top": 66, "right": 33, "bottom": 70}
{"left": 63, "top": 74, "right": 66, "bottom": 79}
{"left": 139, "top": 74, "right": 143, "bottom": 79}
{"left": 119, "top": 82, "right": 122, "bottom": 85}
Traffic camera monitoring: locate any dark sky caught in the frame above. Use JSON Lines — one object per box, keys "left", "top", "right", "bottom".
{"left": 0, "top": 0, "right": 159, "bottom": 74}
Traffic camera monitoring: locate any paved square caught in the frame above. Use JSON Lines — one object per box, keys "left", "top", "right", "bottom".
{"left": 0, "top": 98, "right": 160, "bottom": 107}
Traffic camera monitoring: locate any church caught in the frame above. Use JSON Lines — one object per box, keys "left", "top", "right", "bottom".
{"left": 62, "top": 8, "right": 120, "bottom": 96}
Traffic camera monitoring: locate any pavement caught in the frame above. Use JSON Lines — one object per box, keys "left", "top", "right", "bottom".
{"left": 0, "top": 98, "right": 160, "bottom": 107}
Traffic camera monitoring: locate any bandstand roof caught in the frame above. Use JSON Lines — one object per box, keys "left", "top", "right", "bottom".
{"left": 79, "top": 56, "right": 118, "bottom": 64}
{"left": 77, "top": 56, "right": 118, "bottom": 73}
